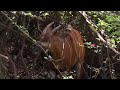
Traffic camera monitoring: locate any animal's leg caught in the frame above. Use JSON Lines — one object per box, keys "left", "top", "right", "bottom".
{"left": 75, "top": 61, "right": 83, "bottom": 79}
{"left": 49, "top": 70, "right": 64, "bottom": 79}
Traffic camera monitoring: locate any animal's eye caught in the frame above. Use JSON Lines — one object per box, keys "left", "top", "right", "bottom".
{"left": 40, "top": 34, "right": 51, "bottom": 42}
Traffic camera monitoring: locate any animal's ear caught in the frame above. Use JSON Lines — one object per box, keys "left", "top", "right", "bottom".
{"left": 61, "top": 24, "right": 73, "bottom": 37}
{"left": 60, "top": 27, "right": 71, "bottom": 38}
{"left": 65, "top": 27, "right": 72, "bottom": 35}
{"left": 42, "top": 22, "right": 54, "bottom": 34}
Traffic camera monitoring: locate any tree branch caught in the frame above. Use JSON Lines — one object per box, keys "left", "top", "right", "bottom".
{"left": 0, "top": 54, "right": 8, "bottom": 60}
{"left": 20, "top": 37, "right": 30, "bottom": 78}
{"left": 4, "top": 49, "right": 17, "bottom": 79}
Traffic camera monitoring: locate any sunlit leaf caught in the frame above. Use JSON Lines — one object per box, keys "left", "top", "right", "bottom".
{"left": 110, "top": 38, "right": 115, "bottom": 45}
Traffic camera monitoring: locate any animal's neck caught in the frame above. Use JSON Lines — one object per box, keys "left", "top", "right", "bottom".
{"left": 48, "top": 37, "right": 64, "bottom": 60}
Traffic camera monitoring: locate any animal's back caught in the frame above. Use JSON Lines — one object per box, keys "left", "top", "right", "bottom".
{"left": 63, "top": 26, "right": 85, "bottom": 71}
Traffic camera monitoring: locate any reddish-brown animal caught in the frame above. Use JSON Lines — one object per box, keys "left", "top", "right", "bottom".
{"left": 39, "top": 22, "right": 85, "bottom": 79}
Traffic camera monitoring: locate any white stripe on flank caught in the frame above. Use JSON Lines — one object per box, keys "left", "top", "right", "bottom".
{"left": 61, "top": 42, "right": 65, "bottom": 56}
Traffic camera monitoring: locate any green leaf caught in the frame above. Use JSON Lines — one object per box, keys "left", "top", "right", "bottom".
{"left": 43, "top": 12, "right": 49, "bottom": 16}
{"left": 111, "top": 38, "right": 115, "bottom": 44}
{"left": 28, "top": 12, "right": 32, "bottom": 16}
{"left": 116, "top": 37, "right": 120, "bottom": 43}
{"left": 106, "top": 26, "right": 112, "bottom": 32}
{"left": 114, "top": 31, "right": 120, "bottom": 36}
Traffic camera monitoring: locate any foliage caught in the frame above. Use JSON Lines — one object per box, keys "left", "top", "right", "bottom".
{"left": 0, "top": 11, "right": 120, "bottom": 79}
{"left": 86, "top": 11, "right": 120, "bottom": 79}
{"left": 87, "top": 11, "right": 120, "bottom": 48}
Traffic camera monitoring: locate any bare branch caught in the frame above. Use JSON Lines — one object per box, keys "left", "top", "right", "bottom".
{"left": 4, "top": 49, "right": 17, "bottom": 79}
{"left": 0, "top": 54, "right": 8, "bottom": 60}
{"left": 20, "top": 38, "right": 30, "bottom": 78}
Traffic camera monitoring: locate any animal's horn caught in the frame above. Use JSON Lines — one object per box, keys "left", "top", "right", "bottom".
{"left": 52, "top": 25, "right": 62, "bottom": 34}
{"left": 43, "top": 21, "right": 54, "bottom": 33}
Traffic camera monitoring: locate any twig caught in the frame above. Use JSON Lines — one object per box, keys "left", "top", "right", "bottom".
{"left": 20, "top": 37, "right": 30, "bottom": 78}
{"left": 102, "top": 57, "right": 120, "bottom": 69}
{"left": 4, "top": 49, "right": 17, "bottom": 79}
{"left": 0, "top": 54, "right": 8, "bottom": 60}
{"left": 105, "top": 48, "right": 113, "bottom": 78}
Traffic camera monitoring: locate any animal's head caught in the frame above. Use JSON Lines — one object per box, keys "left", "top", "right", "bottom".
{"left": 39, "top": 22, "right": 59, "bottom": 49}
{"left": 39, "top": 22, "right": 72, "bottom": 49}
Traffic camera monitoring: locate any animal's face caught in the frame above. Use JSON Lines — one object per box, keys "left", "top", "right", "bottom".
{"left": 39, "top": 22, "right": 62, "bottom": 50}
{"left": 39, "top": 24, "right": 73, "bottom": 50}
{"left": 39, "top": 27, "right": 53, "bottom": 49}
{"left": 40, "top": 32, "right": 51, "bottom": 42}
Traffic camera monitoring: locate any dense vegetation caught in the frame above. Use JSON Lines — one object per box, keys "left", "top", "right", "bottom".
{"left": 0, "top": 11, "right": 120, "bottom": 79}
